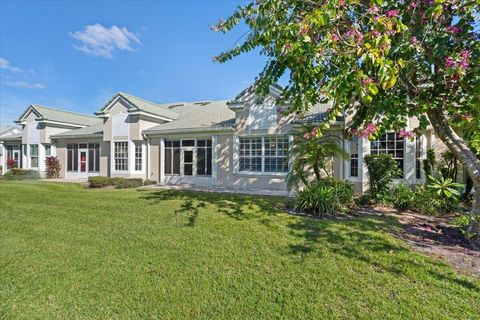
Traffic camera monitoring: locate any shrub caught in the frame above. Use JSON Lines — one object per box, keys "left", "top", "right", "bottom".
{"left": 364, "top": 154, "right": 401, "bottom": 199}
{"left": 392, "top": 183, "right": 415, "bottom": 210}
{"left": 143, "top": 179, "right": 157, "bottom": 185}
{"left": 88, "top": 176, "right": 147, "bottom": 189}
{"left": 115, "top": 178, "right": 144, "bottom": 189}
{"left": 294, "top": 178, "right": 354, "bottom": 217}
{"left": 6, "top": 159, "right": 17, "bottom": 169}
{"left": 88, "top": 176, "right": 114, "bottom": 188}
{"left": 2, "top": 169, "right": 40, "bottom": 180}
{"left": 45, "top": 156, "right": 61, "bottom": 178}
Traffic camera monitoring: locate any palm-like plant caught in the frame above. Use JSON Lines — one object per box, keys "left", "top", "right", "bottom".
{"left": 428, "top": 175, "right": 464, "bottom": 199}
{"left": 287, "top": 125, "right": 349, "bottom": 191}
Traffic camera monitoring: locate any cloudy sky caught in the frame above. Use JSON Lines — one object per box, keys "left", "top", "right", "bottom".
{"left": 0, "top": 0, "right": 266, "bottom": 124}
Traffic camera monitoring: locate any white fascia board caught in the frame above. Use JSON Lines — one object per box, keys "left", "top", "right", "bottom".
{"left": 127, "top": 110, "right": 174, "bottom": 122}
{"left": 144, "top": 127, "right": 234, "bottom": 136}
{"left": 36, "top": 119, "right": 87, "bottom": 128}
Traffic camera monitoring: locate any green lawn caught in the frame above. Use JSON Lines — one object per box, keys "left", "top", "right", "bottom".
{"left": 1, "top": 181, "right": 479, "bottom": 319}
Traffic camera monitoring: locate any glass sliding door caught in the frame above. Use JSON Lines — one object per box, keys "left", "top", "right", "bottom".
{"left": 79, "top": 150, "right": 87, "bottom": 172}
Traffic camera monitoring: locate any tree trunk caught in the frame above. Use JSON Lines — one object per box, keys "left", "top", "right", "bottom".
{"left": 427, "top": 108, "right": 480, "bottom": 241}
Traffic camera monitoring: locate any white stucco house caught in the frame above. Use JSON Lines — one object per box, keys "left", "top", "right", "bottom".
{"left": 0, "top": 85, "right": 448, "bottom": 193}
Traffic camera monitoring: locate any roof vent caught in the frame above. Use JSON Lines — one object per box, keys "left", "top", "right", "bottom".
{"left": 167, "top": 103, "right": 184, "bottom": 109}
{"left": 193, "top": 101, "right": 211, "bottom": 106}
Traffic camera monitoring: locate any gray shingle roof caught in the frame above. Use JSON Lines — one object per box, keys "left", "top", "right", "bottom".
{"left": 17, "top": 105, "right": 100, "bottom": 127}
{"left": 294, "top": 102, "right": 344, "bottom": 124}
{"left": 0, "top": 133, "right": 22, "bottom": 141}
{"left": 0, "top": 125, "right": 19, "bottom": 136}
{"left": 50, "top": 123, "right": 104, "bottom": 139}
{"left": 144, "top": 100, "right": 235, "bottom": 133}
{"left": 98, "top": 92, "right": 179, "bottom": 120}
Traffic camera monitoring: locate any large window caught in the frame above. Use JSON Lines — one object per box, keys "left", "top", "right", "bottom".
{"left": 239, "top": 136, "right": 289, "bottom": 174}
{"left": 415, "top": 137, "right": 422, "bottom": 179}
{"left": 164, "top": 139, "right": 212, "bottom": 176}
{"left": 29, "top": 144, "right": 38, "bottom": 168}
{"left": 165, "top": 140, "right": 181, "bottom": 175}
{"left": 67, "top": 143, "right": 99, "bottom": 172}
{"left": 67, "top": 144, "right": 78, "bottom": 171}
{"left": 196, "top": 140, "right": 212, "bottom": 176}
{"left": 135, "top": 143, "right": 143, "bottom": 171}
{"left": 114, "top": 142, "right": 128, "bottom": 171}
{"left": 350, "top": 136, "right": 359, "bottom": 177}
{"left": 370, "top": 133, "right": 404, "bottom": 177}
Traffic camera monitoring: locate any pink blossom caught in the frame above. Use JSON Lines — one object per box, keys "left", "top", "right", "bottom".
{"left": 331, "top": 34, "right": 340, "bottom": 42}
{"left": 451, "top": 72, "right": 460, "bottom": 81}
{"left": 444, "top": 56, "right": 456, "bottom": 68}
{"left": 399, "top": 129, "right": 414, "bottom": 139}
{"left": 353, "top": 123, "right": 377, "bottom": 138}
{"left": 210, "top": 19, "right": 225, "bottom": 32}
{"left": 446, "top": 26, "right": 461, "bottom": 35}
{"left": 281, "top": 43, "right": 293, "bottom": 57}
{"left": 345, "top": 29, "right": 363, "bottom": 42}
{"left": 298, "top": 24, "right": 310, "bottom": 36}
{"left": 386, "top": 10, "right": 400, "bottom": 18}
{"left": 303, "top": 132, "right": 311, "bottom": 139}
{"left": 361, "top": 77, "right": 374, "bottom": 85}
{"left": 410, "top": 36, "right": 421, "bottom": 46}
{"left": 369, "top": 6, "right": 380, "bottom": 14}
{"left": 408, "top": 2, "right": 417, "bottom": 10}
{"left": 461, "top": 114, "right": 473, "bottom": 121}
{"left": 371, "top": 30, "right": 380, "bottom": 38}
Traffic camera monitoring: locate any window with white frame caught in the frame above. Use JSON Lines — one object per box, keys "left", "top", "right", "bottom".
{"left": 196, "top": 139, "right": 212, "bottom": 176}
{"left": 415, "top": 137, "right": 422, "bottom": 179}
{"left": 114, "top": 142, "right": 128, "bottom": 171}
{"left": 44, "top": 144, "right": 52, "bottom": 157}
{"left": 67, "top": 144, "right": 78, "bottom": 171}
{"left": 350, "top": 136, "right": 359, "bottom": 177}
{"left": 239, "top": 136, "right": 289, "bottom": 174}
{"left": 165, "top": 140, "right": 181, "bottom": 175}
{"left": 370, "top": 133, "right": 404, "bottom": 177}
{"left": 164, "top": 139, "right": 212, "bottom": 176}
{"left": 135, "top": 143, "right": 143, "bottom": 171}
{"left": 29, "top": 144, "right": 38, "bottom": 168}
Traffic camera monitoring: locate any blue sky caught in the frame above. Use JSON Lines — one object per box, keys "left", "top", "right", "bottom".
{"left": 0, "top": 0, "right": 266, "bottom": 124}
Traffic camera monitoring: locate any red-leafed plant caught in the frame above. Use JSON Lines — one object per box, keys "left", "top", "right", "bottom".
{"left": 45, "top": 156, "right": 61, "bottom": 178}
{"left": 7, "top": 159, "right": 17, "bottom": 169}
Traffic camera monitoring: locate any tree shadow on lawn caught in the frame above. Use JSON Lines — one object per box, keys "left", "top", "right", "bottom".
{"left": 138, "top": 189, "right": 480, "bottom": 292}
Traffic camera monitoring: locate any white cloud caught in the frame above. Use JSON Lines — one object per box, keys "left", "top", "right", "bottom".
{"left": 0, "top": 57, "right": 24, "bottom": 72}
{"left": 71, "top": 23, "right": 141, "bottom": 59}
{"left": 3, "top": 81, "right": 46, "bottom": 89}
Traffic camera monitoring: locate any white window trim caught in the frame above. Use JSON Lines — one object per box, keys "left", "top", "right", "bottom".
{"left": 235, "top": 135, "right": 290, "bottom": 176}
{"left": 113, "top": 141, "right": 129, "bottom": 172}
{"left": 164, "top": 139, "right": 213, "bottom": 178}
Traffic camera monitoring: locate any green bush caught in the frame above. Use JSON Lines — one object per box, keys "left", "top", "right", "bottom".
{"left": 143, "top": 179, "right": 157, "bottom": 185}
{"left": 294, "top": 178, "right": 354, "bottom": 217}
{"left": 2, "top": 169, "right": 40, "bottom": 180}
{"left": 364, "top": 154, "right": 401, "bottom": 199}
{"left": 392, "top": 183, "right": 415, "bottom": 210}
{"left": 88, "top": 176, "right": 149, "bottom": 189}
{"left": 115, "top": 178, "right": 144, "bottom": 189}
{"left": 88, "top": 176, "right": 115, "bottom": 188}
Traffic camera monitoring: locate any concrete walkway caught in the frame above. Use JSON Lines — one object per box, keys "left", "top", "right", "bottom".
{"left": 144, "top": 184, "right": 293, "bottom": 197}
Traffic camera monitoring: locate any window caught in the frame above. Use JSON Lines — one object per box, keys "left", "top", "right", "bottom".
{"left": 239, "top": 137, "right": 262, "bottom": 172}
{"left": 67, "top": 144, "right": 78, "bottom": 171}
{"left": 370, "top": 133, "right": 404, "bottom": 177}
{"left": 165, "top": 140, "right": 180, "bottom": 175}
{"left": 264, "top": 136, "right": 289, "bottom": 173}
{"left": 114, "top": 142, "right": 128, "bottom": 171}
{"left": 29, "top": 144, "right": 38, "bottom": 168}
{"left": 415, "top": 137, "right": 422, "bottom": 179}
{"left": 6, "top": 145, "right": 21, "bottom": 168}
{"left": 135, "top": 143, "right": 143, "bottom": 171}
{"left": 196, "top": 140, "right": 212, "bottom": 176}
{"left": 88, "top": 144, "right": 100, "bottom": 172}
{"left": 239, "top": 136, "right": 289, "bottom": 173}
{"left": 350, "top": 137, "right": 359, "bottom": 177}
{"left": 165, "top": 139, "right": 212, "bottom": 176}
{"left": 44, "top": 144, "right": 51, "bottom": 157}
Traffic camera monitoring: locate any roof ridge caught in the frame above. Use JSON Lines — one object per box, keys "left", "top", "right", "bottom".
{"left": 118, "top": 92, "right": 163, "bottom": 107}
{"left": 32, "top": 104, "right": 97, "bottom": 119}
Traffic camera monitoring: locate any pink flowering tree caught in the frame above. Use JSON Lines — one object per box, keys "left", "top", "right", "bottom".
{"left": 213, "top": 0, "right": 480, "bottom": 238}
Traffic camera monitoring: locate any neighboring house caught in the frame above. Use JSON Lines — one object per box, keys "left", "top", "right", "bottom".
{"left": 0, "top": 85, "right": 446, "bottom": 193}
{"left": 0, "top": 125, "right": 21, "bottom": 170}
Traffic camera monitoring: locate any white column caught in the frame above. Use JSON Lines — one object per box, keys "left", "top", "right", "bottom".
{"left": 212, "top": 135, "right": 217, "bottom": 184}
{"left": 146, "top": 138, "right": 151, "bottom": 180}
{"left": 38, "top": 144, "right": 46, "bottom": 175}
{"left": 110, "top": 141, "right": 115, "bottom": 175}
{"left": 1, "top": 143, "right": 5, "bottom": 174}
{"left": 360, "top": 137, "right": 370, "bottom": 193}
{"left": 404, "top": 138, "right": 416, "bottom": 184}
{"left": 128, "top": 140, "right": 135, "bottom": 175}
{"left": 160, "top": 138, "right": 165, "bottom": 184}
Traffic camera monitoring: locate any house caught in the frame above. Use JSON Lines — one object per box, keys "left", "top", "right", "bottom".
{"left": 0, "top": 85, "right": 446, "bottom": 193}
{"left": 0, "top": 125, "right": 21, "bottom": 171}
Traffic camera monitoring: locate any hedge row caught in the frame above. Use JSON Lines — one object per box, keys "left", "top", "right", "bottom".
{"left": 88, "top": 176, "right": 156, "bottom": 189}
{"left": 1, "top": 169, "right": 40, "bottom": 180}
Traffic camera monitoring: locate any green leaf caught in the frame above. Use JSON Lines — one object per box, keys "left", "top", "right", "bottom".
{"left": 368, "top": 83, "right": 379, "bottom": 95}
{"left": 362, "top": 95, "right": 373, "bottom": 103}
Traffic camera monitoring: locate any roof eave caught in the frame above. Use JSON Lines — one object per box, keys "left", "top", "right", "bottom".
{"left": 144, "top": 126, "right": 234, "bottom": 135}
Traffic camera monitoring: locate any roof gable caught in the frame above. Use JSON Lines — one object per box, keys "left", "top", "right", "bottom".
{"left": 96, "top": 92, "right": 179, "bottom": 121}
{"left": 16, "top": 105, "right": 100, "bottom": 127}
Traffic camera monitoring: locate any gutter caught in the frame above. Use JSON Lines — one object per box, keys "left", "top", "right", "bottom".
{"left": 144, "top": 126, "right": 234, "bottom": 135}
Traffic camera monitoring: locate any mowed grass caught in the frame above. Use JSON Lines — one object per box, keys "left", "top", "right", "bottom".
{"left": 0, "top": 181, "right": 479, "bottom": 319}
